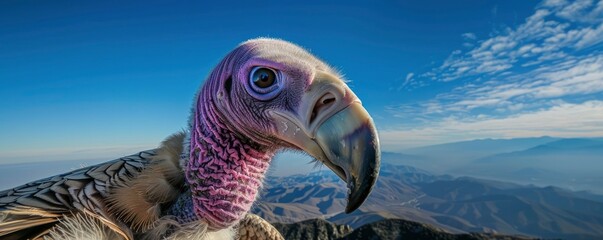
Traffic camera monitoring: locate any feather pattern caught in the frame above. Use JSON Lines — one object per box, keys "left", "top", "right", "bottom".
{"left": 105, "top": 133, "right": 185, "bottom": 232}
{"left": 44, "top": 212, "right": 126, "bottom": 240}
{"left": 0, "top": 150, "right": 155, "bottom": 239}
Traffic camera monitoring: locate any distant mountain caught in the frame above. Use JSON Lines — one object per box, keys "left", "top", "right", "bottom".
{"left": 274, "top": 218, "right": 537, "bottom": 240}
{"left": 475, "top": 138, "right": 603, "bottom": 169}
{"left": 254, "top": 163, "right": 603, "bottom": 240}
{"left": 382, "top": 137, "right": 603, "bottom": 193}
{"left": 456, "top": 138, "right": 603, "bottom": 192}
{"left": 380, "top": 151, "right": 427, "bottom": 165}
{"left": 401, "top": 137, "right": 560, "bottom": 171}
{"left": 538, "top": 138, "right": 603, "bottom": 149}
{"left": 406, "top": 136, "right": 560, "bottom": 155}
{"left": 254, "top": 170, "right": 348, "bottom": 223}
{"left": 419, "top": 179, "right": 603, "bottom": 239}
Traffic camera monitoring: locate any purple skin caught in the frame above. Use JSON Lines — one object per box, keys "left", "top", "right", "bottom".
{"left": 185, "top": 39, "right": 380, "bottom": 229}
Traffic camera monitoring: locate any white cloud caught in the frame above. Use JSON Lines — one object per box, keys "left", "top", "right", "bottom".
{"left": 395, "top": 72, "right": 415, "bottom": 91}
{"left": 447, "top": 54, "right": 603, "bottom": 110}
{"left": 380, "top": 101, "right": 603, "bottom": 149}
{"left": 405, "top": 72, "right": 414, "bottom": 82}
{"left": 462, "top": 32, "right": 477, "bottom": 40}
{"left": 552, "top": 0, "right": 603, "bottom": 23}
{"left": 575, "top": 22, "right": 603, "bottom": 48}
{"left": 385, "top": 0, "right": 603, "bottom": 147}
{"left": 543, "top": 0, "right": 568, "bottom": 8}
{"left": 391, "top": 0, "right": 603, "bottom": 121}
{"left": 420, "top": 0, "right": 603, "bottom": 85}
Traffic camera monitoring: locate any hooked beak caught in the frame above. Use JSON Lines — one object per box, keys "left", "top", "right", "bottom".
{"left": 269, "top": 71, "right": 381, "bottom": 213}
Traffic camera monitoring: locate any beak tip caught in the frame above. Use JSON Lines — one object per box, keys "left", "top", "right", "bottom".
{"left": 344, "top": 206, "right": 355, "bottom": 214}
{"left": 345, "top": 196, "right": 362, "bottom": 213}
{"left": 344, "top": 165, "right": 379, "bottom": 214}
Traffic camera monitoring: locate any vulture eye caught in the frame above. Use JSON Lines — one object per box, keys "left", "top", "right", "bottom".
{"left": 248, "top": 67, "right": 282, "bottom": 100}
{"left": 252, "top": 68, "right": 276, "bottom": 89}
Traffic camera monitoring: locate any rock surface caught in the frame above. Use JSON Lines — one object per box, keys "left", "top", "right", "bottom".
{"left": 273, "top": 218, "right": 539, "bottom": 240}
{"left": 272, "top": 218, "right": 352, "bottom": 240}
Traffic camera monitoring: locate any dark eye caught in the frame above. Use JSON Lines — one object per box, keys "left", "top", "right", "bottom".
{"left": 251, "top": 68, "right": 277, "bottom": 89}
{"left": 248, "top": 67, "right": 282, "bottom": 99}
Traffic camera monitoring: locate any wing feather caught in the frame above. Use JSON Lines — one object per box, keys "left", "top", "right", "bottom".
{"left": 0, "top": 150, "right": 156, "bottom": 239}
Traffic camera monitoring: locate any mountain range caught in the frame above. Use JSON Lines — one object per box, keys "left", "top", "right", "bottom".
{"left": 384, "top": 137, "right": 603, "bottom": 193}
{"left": 254, "top": 162, "right": 603, "bottom": 239}
{"left": 0, "top": 137, "right": 601, "bottom": 239}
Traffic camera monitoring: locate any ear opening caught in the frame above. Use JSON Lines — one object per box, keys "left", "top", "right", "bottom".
{"left": 224, "top": 76, "right": 233, "bottom": 95}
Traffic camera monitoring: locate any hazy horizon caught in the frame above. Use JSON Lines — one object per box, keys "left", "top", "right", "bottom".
{"left": 1, "top": 135, "right": 601, "bottom": 192}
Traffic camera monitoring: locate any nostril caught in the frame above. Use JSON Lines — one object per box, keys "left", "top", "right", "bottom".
{"left": 322, "top": 97, "right": 335, "bottom": 105}
{"left": 310, "top": 93, "right": 337, "bottom": 125}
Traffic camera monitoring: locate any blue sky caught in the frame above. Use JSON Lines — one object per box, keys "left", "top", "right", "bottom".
{"left": 0, "top": 0, "right": 602, "bottom": 165}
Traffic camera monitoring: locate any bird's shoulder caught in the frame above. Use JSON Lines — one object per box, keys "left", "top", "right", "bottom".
{"left": 0, "top": 131, "right": 188, "bottom": 239}
{"left": 0, "top": 149, "right": 156, "bottom": 212}
{"left": 0, "top": 149, "right": 158, "bottom": 239}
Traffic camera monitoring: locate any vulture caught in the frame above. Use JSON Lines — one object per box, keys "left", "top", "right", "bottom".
{"left": 0, "top": 38, "right": 381, "bottom": 240}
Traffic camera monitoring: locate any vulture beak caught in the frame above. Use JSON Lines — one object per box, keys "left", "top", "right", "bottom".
{"left": 269, "top": 71, "right": 381, "bottom": 213}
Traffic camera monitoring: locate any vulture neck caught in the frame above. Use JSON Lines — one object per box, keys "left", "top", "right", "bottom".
{"left": 182, "top": 93, "right": 275, "bottom": 229}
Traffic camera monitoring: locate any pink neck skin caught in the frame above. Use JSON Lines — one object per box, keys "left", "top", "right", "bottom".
{"left": 185, "top": 92, "right": 275, "bottom": 230}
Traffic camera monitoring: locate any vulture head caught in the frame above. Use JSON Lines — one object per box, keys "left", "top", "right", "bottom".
{"left": 186, "top": 38, "right": 380, "bottom": 229}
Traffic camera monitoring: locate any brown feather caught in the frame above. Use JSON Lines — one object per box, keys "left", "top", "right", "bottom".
{"left": 106, "top": 132, "right": 186, "bottom": 232}
{"left": 0, "top": 133, "right": 187, "bottom": 238}
{"left": 45, "top": 211, "right": 127, "bottom": 240}
{"left": 0, "top": 208, "right": 62, "bottom": 239}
